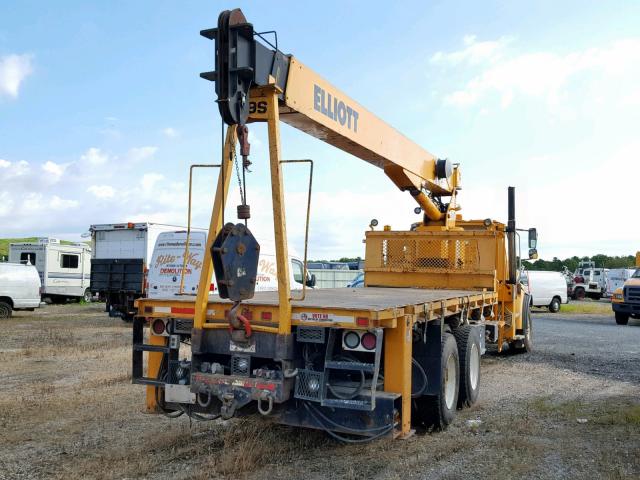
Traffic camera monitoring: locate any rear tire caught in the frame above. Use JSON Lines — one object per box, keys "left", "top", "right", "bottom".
{"left": 0, "top": 301, "right": 12, "bottom": 319}
{"left": 454, "top": 325, "right": 481, "bottom": 408}
{"left": 574, "top": 288, "right": 585, "bottom": 300}
{"left": 615, "top": 312, "right": 629, "bottom": 325}
{"left": 549, "top": 297, "right": 561, "bottom": 313}
{"left": 413, "top": 333, "right": 459, "bottom": 430}
{"left": 83, "top": 289, "right": 92, "bottom": 303}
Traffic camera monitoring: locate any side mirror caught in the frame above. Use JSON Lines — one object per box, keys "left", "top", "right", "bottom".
{"left": 528, "top": 248, "right": 538, "bottom": 260}
{"left": 306, "top": 273, "right": 316, "bottom": 288}
{"left": 528, "top": 228, "right": 537, "bottom": 249}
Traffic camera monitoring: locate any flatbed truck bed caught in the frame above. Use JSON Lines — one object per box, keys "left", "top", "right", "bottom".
{"left": 137, "top": 287, "right": 498, "bottom": 330}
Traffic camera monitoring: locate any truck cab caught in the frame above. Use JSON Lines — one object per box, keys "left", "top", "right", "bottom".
{"left": 612, "top": 267, "right": 640, "bottom": 325}
{"left": 569, "top": 260, "right": 608, "bottom": 300}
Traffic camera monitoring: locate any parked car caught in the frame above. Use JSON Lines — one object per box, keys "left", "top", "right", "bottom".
{"left": 521, "top": 270, "right": 568, "bottom": 313}
{"left": 0, "top": 263, "right": 42, "bottom": 318}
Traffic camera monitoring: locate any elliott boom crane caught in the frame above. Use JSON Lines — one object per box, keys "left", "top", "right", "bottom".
{"left": 132, "top": 9, "right": 537, "bottom": 440}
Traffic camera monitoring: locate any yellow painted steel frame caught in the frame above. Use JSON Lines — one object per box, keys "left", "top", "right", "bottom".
{"left": 145, "top": 333, "right": 167, "bottom": 412}
{"left": 384, "top": 315, "right": 413, "bottom": 436}
{"left": 193, "top": 127, "right": 237, "bottom": 330}
{"left": 265, "top": 85, "right": 293, "bottom": 334}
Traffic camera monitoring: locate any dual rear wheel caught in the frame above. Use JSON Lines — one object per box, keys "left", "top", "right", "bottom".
{"left": 413, "top": 326, "right": 482, "bottom": 430}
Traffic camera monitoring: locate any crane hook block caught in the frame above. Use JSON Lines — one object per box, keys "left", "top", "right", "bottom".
{"left": 211, "top": 223, "right": 260, "bottom": 301}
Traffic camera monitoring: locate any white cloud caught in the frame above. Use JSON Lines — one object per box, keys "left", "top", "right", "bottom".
{"left": 81, "top": 147, "right": 109, "bottom": 166}
{"left": 0, "top": 54, "right": 33, "bottom": 98}
{"left": 141, "top": 173, "right": 164, "bottom": 192}
{"left": 431, "top": 35, "right": 511, "bottom": 66}
{"left": 41, "top": 161, "right": 67, "bottom": 182}
{"left": 1, "top": 159, "right": 30, "bottom": 178}
{"left": 0, "top": 148, "right": 186, "bottom": 238}
{"left": 128, "top": 146, "right": 158, "bottom": 162}
{"left": 162, "top": 127, "right": 178, "bottom": 138}
{"left": 0, "top": 191, "right": 14, "bottom": 216}
{"left": 50, "top": 195, "right": 79, "bottom": 209}
{"left": 87, "top": 185, "right": 116, "bottom": 199}
{"left": 436, "top": 38, "right": 640, "bottom": 109}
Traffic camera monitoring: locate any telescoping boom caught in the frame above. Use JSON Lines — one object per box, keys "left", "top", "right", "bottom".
{"left": 132, "top": 8, "right": 537, "bottom": 440}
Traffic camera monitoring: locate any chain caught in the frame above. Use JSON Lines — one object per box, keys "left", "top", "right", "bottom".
{"left": 232, "top": 144, "right": 245, "bottom": 204}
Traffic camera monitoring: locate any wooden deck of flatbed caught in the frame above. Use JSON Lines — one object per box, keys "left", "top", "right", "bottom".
{"left": 139, "top": 287, "right": 497, "bottom": 328}
{"left": 229, "top": 288, "right": 492, "bottom": 311}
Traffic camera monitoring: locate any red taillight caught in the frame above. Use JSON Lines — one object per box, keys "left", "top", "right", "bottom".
{"left": 151, "top": 319, "right": 166, "bottom": 335}
{"left": 361, "top": 332, "right": 376, "bottom": 350}
{"left": 356, "top": 317, "right": 369, "bottom": 326}
{"left": 261, "top": 311, "right": 272, "bottom": 321}
{"left": 209, "top": 283, "right": 215, "bottom": 291}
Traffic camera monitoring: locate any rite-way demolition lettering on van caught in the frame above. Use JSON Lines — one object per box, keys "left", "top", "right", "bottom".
{"left": 147, "top": 231, "right": 315, "bottom": 299}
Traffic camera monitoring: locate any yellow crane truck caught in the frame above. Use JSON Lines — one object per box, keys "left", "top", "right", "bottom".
{"left": 611, "top": 252, "right": 640, "bottom": 325}
{"left": 132, "top": 9, "right": 537, "bottom": 440}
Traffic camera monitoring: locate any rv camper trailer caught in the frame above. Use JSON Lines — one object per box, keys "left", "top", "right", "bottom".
{"left": 8, "top": 238, "right": 92, "bottom": 303}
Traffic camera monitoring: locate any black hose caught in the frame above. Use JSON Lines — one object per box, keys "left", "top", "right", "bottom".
{"left": 155, "top": 381, "right": 184, "bottom": 418}
{"left": 180, "top": 404, "right": 221, "bottom": 422}
{"left": 303, "top": 402, "right": 393, "bottom": 443}
{"left": 305, "top": 402, "right": 391, "bottom": 433}
{"left": 326, "top": 354, "right": 366, "bottom": 400}
{"left": 411, "top": 358, "right": 428, "bottom": 398}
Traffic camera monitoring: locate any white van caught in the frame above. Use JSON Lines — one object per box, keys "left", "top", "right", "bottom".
{"left": 0, "top": 263, "right": 42, "bottom": 318}
{"left": 147, "top": 231, "right": 315, "bottom": 299}
{"left": 521, "top": 270, "right": 568, "bottom": 313}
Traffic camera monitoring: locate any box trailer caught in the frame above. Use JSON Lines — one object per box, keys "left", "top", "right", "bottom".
{"left": 89, "top": 223, "right": 189, "bottom": 320}
{"left": 8, "top": 238, "right": 92, "bottom": 303}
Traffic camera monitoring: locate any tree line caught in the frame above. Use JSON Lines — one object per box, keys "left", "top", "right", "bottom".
{"left": 523, "top": 254, "right": 637, "bottom": 272}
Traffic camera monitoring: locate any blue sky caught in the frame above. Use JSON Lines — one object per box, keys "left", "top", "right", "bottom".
{"left": 1, "top": 1, "right": 639, "bottom": 260}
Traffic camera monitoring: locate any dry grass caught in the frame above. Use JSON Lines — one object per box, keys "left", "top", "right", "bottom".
{"left": 2, "top": 303, "right": 640, "bottom": 479}
{"left": 529, "top": 395, "right": 640, "bottom": 425}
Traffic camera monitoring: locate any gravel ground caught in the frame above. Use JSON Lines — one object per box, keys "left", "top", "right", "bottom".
{"left": 533, "top": 311, "right": 640, "bottom": 383}
{"left": 1, "top": 304, "right": 639, "bottom": 479}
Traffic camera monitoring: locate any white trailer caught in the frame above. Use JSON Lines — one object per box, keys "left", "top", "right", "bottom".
{"left": 89, "top": 223, "right": 193, "bottom": 320}
{"left": 607, "top": 268, "right": 637, "bottom": 297}
{"left": 8, "top": 238, "right": 92, "bottom": 303}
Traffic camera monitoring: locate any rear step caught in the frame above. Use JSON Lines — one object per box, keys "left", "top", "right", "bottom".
{"left": 321, "top": 328, "right": 383, "bottom": 411}
{"left": 132, "top": 316, "right": 176, "bottom": 386}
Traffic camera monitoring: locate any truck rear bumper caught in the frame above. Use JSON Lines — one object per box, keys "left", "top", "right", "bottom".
{"left": 612, "top": 302, "right": 640, "bottom": 315}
